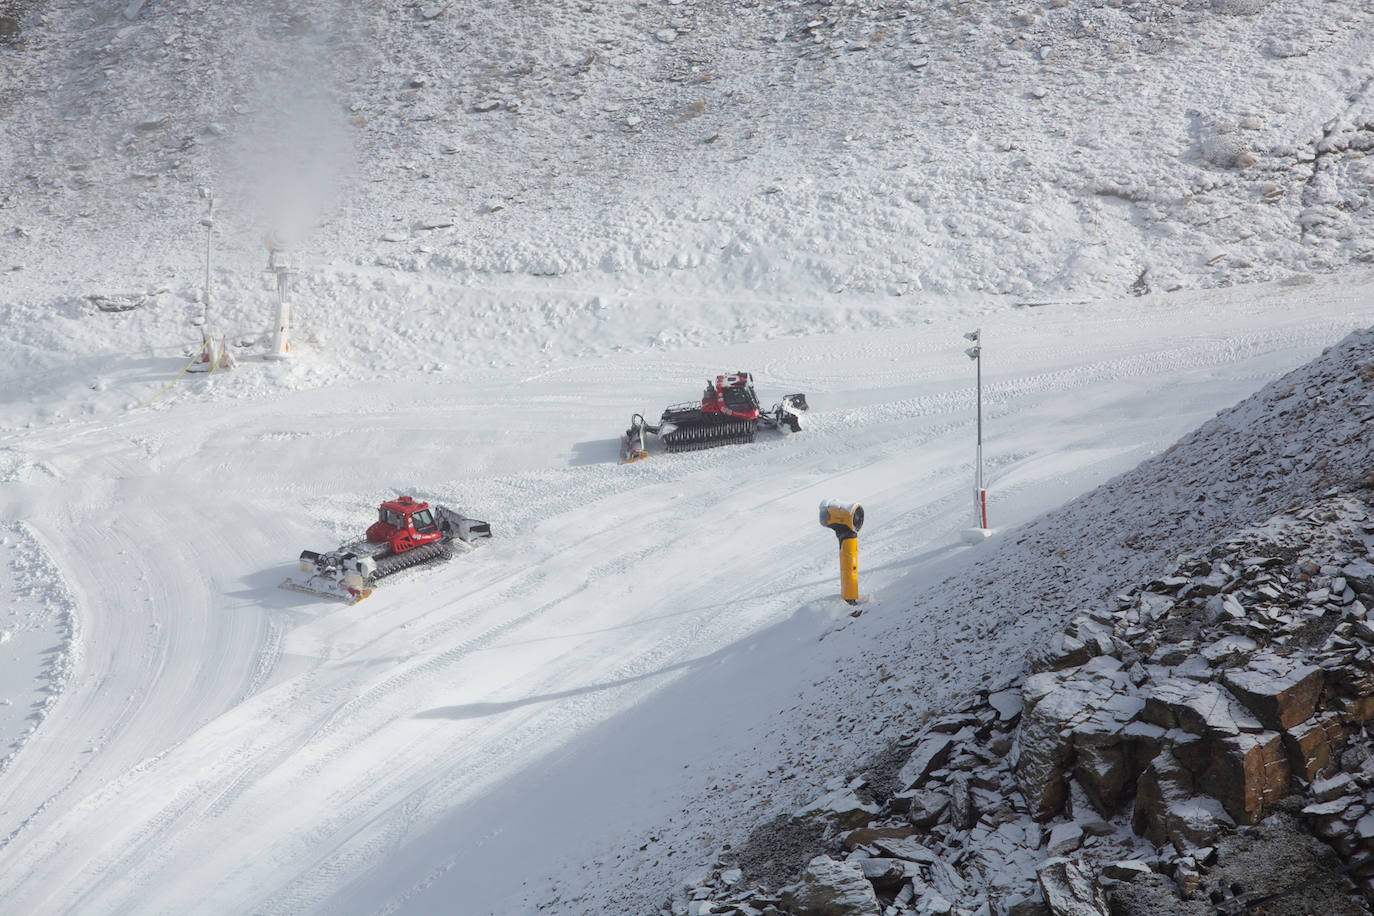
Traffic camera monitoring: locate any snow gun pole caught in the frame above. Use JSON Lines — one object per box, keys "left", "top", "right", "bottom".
{"left": 819, "top": 500, "right": 864, "bottom": 605}
{"left": 201, "top": 187, "right": 214, "bottom": 331}
{"left": 265, "top": 233, "right": 296, "bottom": 360}
{"left": 964, "top": 330, "right": 987, "bottom": 529}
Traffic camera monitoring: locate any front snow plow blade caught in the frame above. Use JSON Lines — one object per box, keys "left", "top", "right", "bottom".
{"left": 280, "top": 548, "right": 376, "bottom": 604}
{"left": 620, "top": 413, "right": 652, "bottom": 464}
{"left": 279, "top": 575, "right": 373, "bottom": 605}
{"left": 435, "top": 506, "right": 492, "bottom": 542}
{"left": 767, "top": 393, "right": 809, "bottom": 433}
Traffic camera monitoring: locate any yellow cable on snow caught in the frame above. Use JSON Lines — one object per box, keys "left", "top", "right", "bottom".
{"left": 134, "top": 340, "right": 208, "bottom": 410}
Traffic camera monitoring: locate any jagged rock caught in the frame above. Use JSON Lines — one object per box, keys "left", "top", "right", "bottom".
{"left": 915, "top": 893, "right": 954, "bottom": 915}
{"left": 927, "top": 713, "right": 980, "bottom": 734}
{"left": 904, "top": 789, "right": 950, "bottom": 828}
{"left": 988, "top": 688, "right": 1023, "bottom": 724}
{"left": 1120, "top": 720, "right": 1167, "bottom": 778}
{"left": 1167, "top": 796, "right": 1235, "bottom": 851}
{"left": 1169, "top": 732, "right": 1211, "bottom": 776}
{"left": 1047, "top": 822, "right": 1083, "bottom": 856}
{"left": 1148, "top": 642, "right": 1195, "bottom": 667}
{"left": 1200, "top": 634, "right": 1258, "bottom": 667}
{"left": 1143, "top": 680, "right": 1263, "bottom": 739}
{"left": 1005, "top": 893, "right": 1051, "bottom": 916}
{"left": 1138, "top": 592, "right": 1175, "bottom": 622}
{"left": 1198, "top": 731, "right": 1289, "bottom": 825}
{"left": 856, "top": 857, "right": 911, "bottom": 892}
{"left": 1311, "top": 771, "right": 1356, "bottom": 803}
{"left": 898, "top": 732, "right": 960, "bottom": 791}
{"left": 1029, "top": 632, "right": 1093, "bottom": 673}
{"left": 1282, "top": 712, "right": 1348, "bottom": 783}
{"left": 1332, "top": 689, "right": 1374, "bottom": 724}
{"left": 795, "top": 786, "right": 881, "bottom": 830}
{"left": 1036, "top": 858, "right": 1108, "bottom": 916}
{"left": 1017, "top": 659, "right": 1131, "bottom": 821}
{"left": 872, "top": 836, "right": 941, "bottom": 864}
{"left": 1132, "top": 749, "right": 1239, "bottom": 849}
{"left": 1071, "top": 707, "right": 1138, "bottom": 818}
{"left": 1222, "top": 653, "right": 1324, "bottom": 731}
{"left": 948, "top": 771, "right": 973, "bottom": 831}
{"left": 1066, "top": 616, "right": 1118, "bottom": 658}
{"left": 1344, "top": 559, "right": 1374, "bottom": 596}
{"left": 841, "top": 825, "right": 912, "bottom": 851}
{"left": 1099, "top": 859, "right": 1152, "bottom": 881}
{"left": 1172, "top": 857, "right": 1202, "bottom": 897}
{"left": 779, "top": 856, "right": 883, "bottom": 916}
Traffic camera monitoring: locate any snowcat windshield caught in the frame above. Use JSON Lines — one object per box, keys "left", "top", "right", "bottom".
{"left": 411, "top": 509, "right": 437, "bottom": 533}
{"left": 722, "top": 385, "right": 758, "bottom": 412}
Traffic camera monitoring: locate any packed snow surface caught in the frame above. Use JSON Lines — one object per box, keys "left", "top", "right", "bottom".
{"left": 1, "top": 0, "right": 1373, "bottom": 913}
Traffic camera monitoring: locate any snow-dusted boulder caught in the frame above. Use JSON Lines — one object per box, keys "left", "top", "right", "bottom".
{"left": 795, "top": 784, "right": 881, "bottom": 831}
{"left": 904, "top": 788, "right": 950, "bottom": 828}
{"left": 1017, "top": 658, "right": 1132, "bottom": 821}
{"left": 1036, "top": 858, "right": 1108, "bottom": 916}
{"left": 1222, "top": 653, "right": 1324, "bottom": 731}
{"left": 897, "top": 730, "right": 964, "bottom": 791}
{"left": 779, "top": 855, "right": 883, "bottom": 916}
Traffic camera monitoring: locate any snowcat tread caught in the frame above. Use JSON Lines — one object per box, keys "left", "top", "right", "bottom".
{"left": 662, "top": 419, "right": 757, "bottom": 453}
{"left": 368, "top": 541, "right": 452, "bottom": 582}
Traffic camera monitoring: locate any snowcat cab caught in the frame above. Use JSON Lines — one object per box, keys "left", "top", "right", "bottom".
{"left": 708, "top": 372, "right": 764, "bottom": 420}
{"left": 366, "top": 495, "right": 445, "bottom": 555}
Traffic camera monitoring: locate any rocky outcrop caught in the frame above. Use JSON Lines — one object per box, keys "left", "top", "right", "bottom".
{"left": 671, "top": 494, "right": 1374, "bottom": 916}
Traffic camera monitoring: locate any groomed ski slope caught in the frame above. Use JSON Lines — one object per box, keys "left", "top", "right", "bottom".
{"left": 5, "top": 0, "right": 1374, "bottom": 911}
{"left": 0, "top": 273, "right": 1371, "bottom": 914}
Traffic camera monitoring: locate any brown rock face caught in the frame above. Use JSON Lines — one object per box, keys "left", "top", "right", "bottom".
{"left": 1197, "top": 731, "right": 1289, "bottom": 825}
{"left": 1222, "top": 657, "right": 1324, "bottom": 731}
{"left": 1282, "top": 712, "right": 1348, "bottom": 784}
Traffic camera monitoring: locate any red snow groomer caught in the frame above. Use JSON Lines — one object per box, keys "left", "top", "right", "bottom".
{"left": 281, "top": 494, "right": 492, "bottom": 604}
{"left": 620, "top": 371, "right": 808, "bottom": 463}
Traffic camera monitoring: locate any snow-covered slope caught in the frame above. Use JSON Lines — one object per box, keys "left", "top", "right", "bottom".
{"left": 5, "top": 0, "right": 1374, "bottom": 310}
{"left": 1, "top": 1, "right": 1373, "bottom": 914}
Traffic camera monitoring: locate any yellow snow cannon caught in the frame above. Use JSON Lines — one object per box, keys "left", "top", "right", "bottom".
{"left": 819, "top": 500, "right": 864, "bottom": 605}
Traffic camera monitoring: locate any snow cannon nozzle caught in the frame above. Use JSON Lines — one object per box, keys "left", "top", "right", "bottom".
{"left": 819, "top": 500, "right": 863, "bottom": 541}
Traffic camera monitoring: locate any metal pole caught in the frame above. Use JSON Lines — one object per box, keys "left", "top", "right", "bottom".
{"left": 975, "top": 343, "right": 983, "bottom": 500}
{"left": 964, "top": 328, "right": 986, "bottom": 529}
{"left": 202, "top": 190, "right": 214, "bottom": 326}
